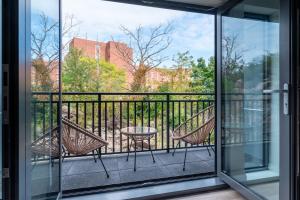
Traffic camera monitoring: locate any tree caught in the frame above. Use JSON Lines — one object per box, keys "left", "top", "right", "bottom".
{"left": 63, "top": 48, "right": 126, "bottom": 92}
{"left": 31, "top": 13, "right": 80, "bottom": 91}
{"left": 244, "top": 53, "right": 279, "bottom": 92}
{"left": 190, "top": 57, "right": 215, "bottom": 93}
{"left": 62, "top": 48, "right": 91, "bottom": 92}
{"left": 170, "top": 51, "right": 193, "bottom": 92}
{"left": 222, "top": 35, "right": 246, "bottom": 92}
{"left": 222, "top": 35, "right": 245, "bottom": 74}
{"left": 113, "top": 24, "right": 173, "bottom": 92}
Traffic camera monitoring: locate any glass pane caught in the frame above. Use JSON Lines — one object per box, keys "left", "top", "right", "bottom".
{"left": 31, "top": 0, "right": 60, "bottom": 199}
{"left": 221, "top": 1, "right": 280, "bottom": 200}
{"left": 61, "top": 0, "right": 216, "bottom": 192}
{"left": 0, "top": 0, "right": 2, "bottom": 198}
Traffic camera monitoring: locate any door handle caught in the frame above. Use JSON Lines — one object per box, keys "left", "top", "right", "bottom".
{"left": 283, "top": 83, "right": 289, "bottom": 115}
{"left": 262, "top": 83, "right": 289, "bottom": 115}
{"left": 262, "top": 89, "right": 281, "bottom": 94}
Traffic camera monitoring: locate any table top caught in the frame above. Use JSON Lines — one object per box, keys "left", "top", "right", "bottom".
{"left": 120, "top": 126, "right": 157, "bottom": 136}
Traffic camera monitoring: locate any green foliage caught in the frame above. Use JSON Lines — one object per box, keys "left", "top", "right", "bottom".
{"left": 172, "top": 51, "right": 193, "bottom": 69}
{"left": 32, "top": 58, "right": 54, "bottom": 91}
{"left": 190, "top": 56, "right": 215, "bottom": 93}
{"left": 62, "top": 49, "right": 215, "bottom": 94}
{"left": 156, "top": 52, "right": 215, "bottom": 93}
{"left": 222, "top": 53, "right": 278, "bottom": 94}
{"left": 157, "top": 51, "right": 193, "bottom": 93}
{"left": 63, "top": 48, "right": 126, "bottom": 92}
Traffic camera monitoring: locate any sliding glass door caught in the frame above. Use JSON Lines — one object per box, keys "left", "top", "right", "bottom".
{"left": 30, "top": 0, "right": 61, "bottom": 199}
{"left": 218, "top": 0, "right": 291, "bottom": 199}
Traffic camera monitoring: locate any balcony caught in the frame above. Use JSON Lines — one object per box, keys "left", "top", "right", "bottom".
{"left": 31, "top": 92, "right": 268, "bottom": 197}
{"left": 32, "top": 92, "right": 215, "bottom": 193}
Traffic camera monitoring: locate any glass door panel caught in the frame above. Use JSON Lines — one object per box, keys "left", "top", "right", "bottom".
{"left": 0, "top": 0, "right": 2, "bottom": 197}
{"left": 220, "top": 0, "right": 282, "bottom": 199}
{"left": 30, "top": 0, "right": 61, "bottom": 199}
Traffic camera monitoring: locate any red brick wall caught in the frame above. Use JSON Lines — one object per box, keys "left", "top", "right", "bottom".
{"left": 106, "top": 41, "right": 134, "bottom": 84}
{"left": 70, "top": 38, "right": 106, "bottom": 59}
{"left": 70, "top": 37, "right": 134, "bottom": 86}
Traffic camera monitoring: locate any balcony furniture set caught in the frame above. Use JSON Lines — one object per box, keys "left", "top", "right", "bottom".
{"left": 32, "top": 105, "right": 215, "bottom": 177}
{"left": 120, "top": 126, "right": 157, "bottom": 171}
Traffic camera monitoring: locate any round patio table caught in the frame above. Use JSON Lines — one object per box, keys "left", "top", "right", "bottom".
{"left": 121, "top": 126, "right": 157, "bottom": 171}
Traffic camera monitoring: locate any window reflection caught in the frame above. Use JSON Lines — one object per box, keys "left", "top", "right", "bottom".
{"left": 30, "top": 0, "right": 60, "bottom": 199}
{"left": 221, "top": 1, "right": 280, "bottom": 200}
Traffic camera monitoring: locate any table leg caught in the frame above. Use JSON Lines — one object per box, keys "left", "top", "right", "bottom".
{"left": 149, "top": 141, "right": 155, "bottom": 163}
{"left": 134, "top": 140, "right": 137, "bottom": 171}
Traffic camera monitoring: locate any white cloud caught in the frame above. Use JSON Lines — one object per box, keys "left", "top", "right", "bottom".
{"left": 62, "top": 0, "right": 184, "bottom": 40}
{"left": 32, "top": 0, "right": 59, "bottom": 19}
{"left": 169, "top": 14, "right": 215, "bottom": 62}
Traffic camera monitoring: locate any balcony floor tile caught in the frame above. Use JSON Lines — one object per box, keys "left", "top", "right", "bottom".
{"left": 62, "top": 148, "right": 215, "bottom": 192}
{"left": 117, "top": 152, "right": 163, "bottom": 170}
{"left": 63, "top": 171, "right": 120, "bottom": 191}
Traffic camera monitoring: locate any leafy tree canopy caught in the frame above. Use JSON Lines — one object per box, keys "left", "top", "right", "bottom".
{"left": 63, "top": 48, "right": 126, "bottom": 92}
{"left": 190, "top": 56, "right": 215, "bottom": 93}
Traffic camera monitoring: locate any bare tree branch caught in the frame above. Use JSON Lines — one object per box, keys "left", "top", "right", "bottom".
{"left": 112, "top": 23, "right": 173, "bottom": 91}
{"left": 31, "top": 12, "right": 80, "bottom": 90}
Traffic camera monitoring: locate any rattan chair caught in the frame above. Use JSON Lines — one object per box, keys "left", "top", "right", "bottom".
{"left": 32, "top": 126, "right": 60, "bottom": 157}
{"left": 171, "top": 105, "right": 215, "bottom": 171}
{"left": 62, "top": 117, "right": 110, "bottom": 178}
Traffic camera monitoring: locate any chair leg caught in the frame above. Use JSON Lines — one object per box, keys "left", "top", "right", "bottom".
{"left": 206, "top": 146, "right": 211, "bottom": 157}
{"left": 62, "top": 152, "right": 66, "bottom": 163}
{"left": 211, "top": 145, "right": 215, "bottom": 153}
{"left": 183, "top": 148, "right": 188, "bottom": 171}
{"left": 98, "top": 150, "right": 109, "bottom": 178}
{"left": 62, "top": 147, "right": 67, "bottom": 163}
{"left": 127, "top": 139, "right": 133, "bottom": 161}
{"left": 172, "top": 142, "right": 179, "bottom": 156}
{"left": 149, "top": 142, "right": 155, "bottom": 163}
{"left": 93, "top": 150, "right": 97, "bottom": 163}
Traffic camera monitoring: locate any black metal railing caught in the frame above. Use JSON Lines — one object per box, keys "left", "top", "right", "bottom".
{"left": 32, "top": 92, "right": 215, "bottom": 156}
{"left": 31, "top": 91, "right": 271, "bottom": 169}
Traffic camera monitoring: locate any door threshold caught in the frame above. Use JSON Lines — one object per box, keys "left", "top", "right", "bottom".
{"left": 63, "top": 177, "right": 227, "bottom": 200}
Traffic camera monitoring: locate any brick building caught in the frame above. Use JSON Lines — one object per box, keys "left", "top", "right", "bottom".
{"left": 69, "top": 37, "right": 134, "bottom": 85}
{"left": 146, "top": 68, "right": 191, "bottom": 89}
{"left": 32, "top": 38, "right": 190, "bottom": 91}
{"left": 68, "top": 37, "right": 190, "bottom": 90}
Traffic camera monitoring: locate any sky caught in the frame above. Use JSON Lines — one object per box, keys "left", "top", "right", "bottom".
{"left": 223, "top": 16, "right": 279, "bottom": 63}
{"left": 60, "top": 0, "right": 215, "bottom": 67}
{"left": 31, "top": 0, "right": 279, "bottom": 68}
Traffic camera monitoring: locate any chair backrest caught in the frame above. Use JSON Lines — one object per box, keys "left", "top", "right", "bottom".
{"left": 62, "top": 117, "right": 108, "bottom": 155}
{"left": 172, "top": 105, "right": 215, "bottom": 145}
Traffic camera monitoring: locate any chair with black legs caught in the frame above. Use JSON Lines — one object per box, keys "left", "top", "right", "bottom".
{"left": 62, "top": 117, "right": 110, "bottom": 178}
{"left": 171, "top": 105, "right": 215, "bottom": 171}
{"left": 31, "top": 126, "right": 61, "bottom": 167}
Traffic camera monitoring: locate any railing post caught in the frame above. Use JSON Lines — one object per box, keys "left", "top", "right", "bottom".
{"left": 166, "top": 94, "right": 170, "bottom": 153}
{"left": 50, "top": 93, "right": 53, "bottom": 131}
{"left": 50, "top": 93, "right": 53, "bottom": 160}
{"left": 98, "top": 94, "right": 102, "bottom": 154}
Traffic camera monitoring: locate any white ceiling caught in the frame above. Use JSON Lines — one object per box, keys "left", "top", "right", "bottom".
{"left": 167, "top": 0, "right": 229, "bottom": 7}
